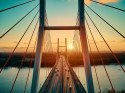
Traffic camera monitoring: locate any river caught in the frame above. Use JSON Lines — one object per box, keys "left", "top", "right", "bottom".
{"left": 0, "top": 65, "right": 125, "bottom": 93}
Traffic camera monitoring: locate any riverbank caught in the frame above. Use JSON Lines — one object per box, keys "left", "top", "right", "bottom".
{"left": 0, "top": 52, "right": 125, "bottom": 68}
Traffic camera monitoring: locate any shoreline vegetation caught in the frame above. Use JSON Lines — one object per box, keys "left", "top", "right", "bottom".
{"left": 0, "top": 52, "right": 125, "bottom": 93}
{"left": 106, "top": 89, "right": 125, "bottom": 93}
{"left": 0, "top": 52, "right": 125, "bottom": 68}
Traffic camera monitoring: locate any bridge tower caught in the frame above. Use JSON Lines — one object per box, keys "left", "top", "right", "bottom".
{"left": 31, "top": 0, "right": 45, "bottom": 93}
{"left": 78, "top": 0, "right": 95, "bottom": 93}
{"left": 31, "top": 0, "right": 94, "bottom": 93}
{"left": 57, "top": 38, "right": 67, "bottom": 59}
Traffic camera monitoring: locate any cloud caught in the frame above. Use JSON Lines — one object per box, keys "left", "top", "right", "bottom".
{"left": 98, "top": 0, "right": 119, "bottom": 3}
{"left": 89, "top": 40, "right": 116, "bottom": 44}
{"left": 121, "top": 40, "right": 125, "bottom": 42}
{"left": 66, "top": 0, "right": 119, "bottom": 4}
{"left": 85, "top": 0, "right": 119, "bottom": 4}
{"left": 85, "top": 0, "right": 92, "bottom": 5}
{"left": 13, "top": 41, "right": 28, "bottom": 44}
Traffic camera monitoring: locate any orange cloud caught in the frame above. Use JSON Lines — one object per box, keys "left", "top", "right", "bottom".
{"left": 98, "top": 0, "right": 119, "bottom": 3}
{"left": 85, "top": 0, "right": 119, "bottom": 4}
{"left": 85, "top": 0, "right": 92, "bottom": 5}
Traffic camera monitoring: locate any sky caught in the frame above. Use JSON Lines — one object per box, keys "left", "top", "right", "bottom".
{"left": 0, "top": 0, "right": 125, "bottom": 52}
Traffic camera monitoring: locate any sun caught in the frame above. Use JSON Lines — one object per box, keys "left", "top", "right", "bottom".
{"left": 68, "top": 44, "right": 74, "bottom": 50}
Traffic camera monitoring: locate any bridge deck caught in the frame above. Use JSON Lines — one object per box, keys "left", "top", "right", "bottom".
{"left": 39, "top": 56, "right": 86, "bottom": 93}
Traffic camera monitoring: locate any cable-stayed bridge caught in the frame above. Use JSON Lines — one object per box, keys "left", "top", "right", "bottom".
{"left": 0, "top": 0, "right": 125, "bottom": 93}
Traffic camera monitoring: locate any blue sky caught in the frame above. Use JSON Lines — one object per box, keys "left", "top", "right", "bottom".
{"left": 0, "top": 0, "right": 125, "bottom": 52}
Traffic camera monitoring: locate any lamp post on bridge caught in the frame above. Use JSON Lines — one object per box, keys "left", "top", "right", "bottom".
{"left": 31, "top": 0, "right": 45, "bottom": 93}
{"left": 78, "top": 0, "right": 95, "bottom": 93}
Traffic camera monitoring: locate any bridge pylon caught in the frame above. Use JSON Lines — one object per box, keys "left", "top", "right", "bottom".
{"left": 57, "top": 38, "right": 68, "bottom": 59}
{"left": 31, "top": 0, "right": 95, "bottom": 93}
{"left": 78, "top": 0, "right": 95, "bottom": 93}
{"left": 31, "top": 0, "right": 45, "bottom": 93}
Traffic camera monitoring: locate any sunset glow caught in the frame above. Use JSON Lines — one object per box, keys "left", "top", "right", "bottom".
{"left": 0, "top": 0, "right": 125, "bottom": 93}
{"left": 68, "top": 44, "right": 74, "bottom": 50}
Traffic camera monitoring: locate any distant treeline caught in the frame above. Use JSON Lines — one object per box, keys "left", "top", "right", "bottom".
{"left": 0, "top": 52, "right": 125, "bottom": 68}
{"left": 0, "top": 52, "right": 56, "bottom": 68}
{"left": 68, "top": 52, "right": 125, "bottom": 66}
{"left": 105, "top": 89, "right": 125, "bottom": 93}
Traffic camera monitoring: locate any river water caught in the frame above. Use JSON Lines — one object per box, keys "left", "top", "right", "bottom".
{"left": 0, "top": 65, "right": 125, "bottom": 93}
